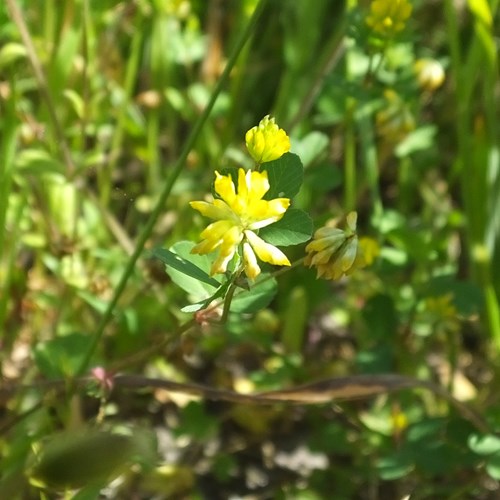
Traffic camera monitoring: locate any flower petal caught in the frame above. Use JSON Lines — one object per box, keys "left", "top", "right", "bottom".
{"left": 247, "top": 199, "right": 290, "bottom": 229}
{"left": 247, "top": 169, "right": 270, "bottom": 200}
{"left": 214, "top": 171, "right": 237, "bottom": 207}
{"left": 210, "top": 225, "right": 243, "bottom": 275}
{"left": 245, "top": 230, "right": 290, "bottom": 266}
{"left": 190, "top": 199, "right": 234, "bottom": 221}
{"left": 243, "top": 241, "right": 261, "bottom": 280}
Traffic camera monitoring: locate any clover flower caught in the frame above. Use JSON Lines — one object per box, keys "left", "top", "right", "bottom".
{"left": 190, "top": 168, "right": 291, "bottom": 279}
{"left": 414, "top": 58, "right": 445, "bottom": 92}
{"left": 366, "top": 0, "right": 412, "bottom": 38}
{"left": 305, "top": 212, "right": 378, "bottom": 280}
{"left": 245, "top": 115, "right": 291, "bottom": 164}
{"left": 376, "top": 89, "right": 415, "bottom": 143}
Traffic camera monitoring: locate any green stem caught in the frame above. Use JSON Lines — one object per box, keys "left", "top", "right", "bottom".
{"left": 147, "top": 108, "right": 161, "bottom": 194}
{"left": 101, "top": 26, "right": 144, "bottom": 206}
{"left": 220, "top": 281, "right": 238, "bottom": 324}
{"left": 0, "top": 98, "right": 18, "bottom": 341}
{"left": 0, "top": 193, "right": 24, "bottom": 348}
{"left": 358, "top": 111, "right": 383, "bottom": 220}
{"left": 344, "top": 99, "right": 356, "bottom": 212}
{"left": 398, "top": 155, "right": 412, "bottom": 214}
{"left": 76, "top": 0, "right": 271, "bottom": 375}
{"left": 0, "top": 112, "right": 17, "bottom": 262}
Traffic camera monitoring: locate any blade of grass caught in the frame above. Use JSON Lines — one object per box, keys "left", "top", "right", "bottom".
{"left": 0, "top": 99, "right": 19, "bottom": 338}
{"left": 444, "top": 0, "right": 500, "bottom": 346}
{"left": 358, "top": 108, "right": 383, "bottom": 221}
{"left": 76, "top": 0, "right": 272, "bottom": 375}
{"left": 102, "top": 26, "right": 144, "bottom": 206}
{"left": 5, "top": 0, "right": 76, "bottom": 176}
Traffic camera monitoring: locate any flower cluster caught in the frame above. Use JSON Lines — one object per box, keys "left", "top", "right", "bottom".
{"left": 190, "top": 117, "right": 376, "bottom": 287}
{"left": 245, "top": 115, "right": 291, "bottom": 164}
{"left": 376, "top": 89, "right": 415, "bottom": 143}
{"left": 414, "top": 58, "right": 445, "bottom": 92}
{"left": 366, "top": 0, "right": 412, "bottom": 38}
{"left": 190, "top": 168, "right": 290, "bottom": 279}
{"left": 304, "top": 212, "right": 378, "bottom": 280}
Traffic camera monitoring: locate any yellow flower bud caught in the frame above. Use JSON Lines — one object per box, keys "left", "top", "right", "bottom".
{"left": 376, "top": 89, "right": 415, "bottom": 144}
{"left": 414, "top": 58, "right": 445, "bottom": 91}
{"left": 305, "top": 212, "right": 376, "bottom": 281}
{"left": 366, "top": 0, "right": 412, "bottom": 38}
{"left": 245, "top": 115, "right": 291, "bottom": 164}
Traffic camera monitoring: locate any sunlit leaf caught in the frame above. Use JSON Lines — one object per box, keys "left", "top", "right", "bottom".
{"left": 263, "top": 153, "right": 304, "bottom": 199}
{"left": 259, "top": 208, "right": 313, "bottom": 246}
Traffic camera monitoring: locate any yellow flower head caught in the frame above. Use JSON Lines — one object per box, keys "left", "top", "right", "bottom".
{"left": 366, "top": 0, "right": 412, "bottom": 38}
{"left": 414, "top": 58, "right": 445, "bottom": 92}
{"left": 376, "top": 89, "right": 415, "bottom": 143}
{"left": 425, "top": 294, "right": 457, "bottom": 320}
{"left": 245, "top": 115, "right": 291, "bottom": 164}
{"left": 190, "top": 168, "right": 291, "bottom": 279}
{"left": 305, "top": 212, "right": 377, "bottom": 280}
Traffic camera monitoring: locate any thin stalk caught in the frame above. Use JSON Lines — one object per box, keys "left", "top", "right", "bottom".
{"left": 101, "top": 27, "right": 144, "bottom": 206}
{"left": 76, "top": 0, "right": 271, "bottom": 375}
{"left": 220, "top": 282, "right": 238, "bottom": 324}
{"left": 6, "top": 0, "right": 76, "bottom": 176}
{"left": 358, "top": 111, "right": 383, "bottom": 221}
{"left": 147, "top": 108, "right": 161, "bottom": 193}
{"left": 0, "top": 109, "right": 17, "bottom": 261}
{"left": 0, "top": 96, "right": 18, "bottom": 340}
{"left": 398, "top": 155, "right": 412, "bottom": 214}
{"left": 344, "top": 99, "right": 356, "bottom": 212}
{"left": 0, "top": 197, "right": 24, "bottom": 348}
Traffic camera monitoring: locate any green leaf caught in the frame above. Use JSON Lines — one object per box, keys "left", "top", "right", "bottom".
{"left": 150, "top": 244, "right": 220, "bottom": 290}
{"left": 14, "top": 149, "right": 65, "bottom": 175}
{"left": 33, "top": 333, "right": 94, "bottom": 379}
{"left": 292, "top": 131, "right": 329, "bottom": 167}
{"left": 377, "top": 453, "right": 414, "bottom": 480}
{"left": 362, "top": 294, "right": 397, "bottom": 342}
{"left": 467, "top": 0, "right": 492, "bottom": 27}
{"left": 175, "top": 402, "right": 218, "bottom": 441}
{"left": 469, "top": 434, "right": 500, "bottom": 456}
{"left": 263, "top": 153, "right": 304, "bottom": 200}
{"left": 259, "top": 208, "right": 313, "bottom": 246}
{"left": 29, "top": 429, "right": 135, "bottom": 490}
{"left": 180, "top": 280, "right": 232, "bottom": 313}
{"left": 231, "top": 274, "right": 277, "bottom": 313}
{"left": 486, "top": 453, "right": 500, "bottom": 480}
{"left": 0, "top": 42, "right": 27, "bottom": 69}
{"left": 425, "top": 275, "right": 483, "bottom": 317}
{"left": 305, "top": 162, "right": 342, "bottom": 193}
{"left": 395, "top": 125, "right": 437, "bottom": 157}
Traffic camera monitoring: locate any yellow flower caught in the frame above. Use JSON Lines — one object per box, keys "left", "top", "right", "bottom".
{"left": 366, "top": 0, "right": 412, "bottom": 38}
{"left": 376, "top": 89, "right": 415, "bottom": 143}
{"left": 414, "top": 58, "right": 445, "bottom": 91}
{"left": 190, "top": 168, "right": 291, "bottom": 279}
{"left": 245, "top": 115, "right": 291, "bottom": 164}
{"left": 422, "top": 294, "right": 460, "bottom": 333}
{"left": 425, "top": 294, "right": 457, "bottom": 320}
{"left": 305, "top": 212, "right": 377, "bottom": 280}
